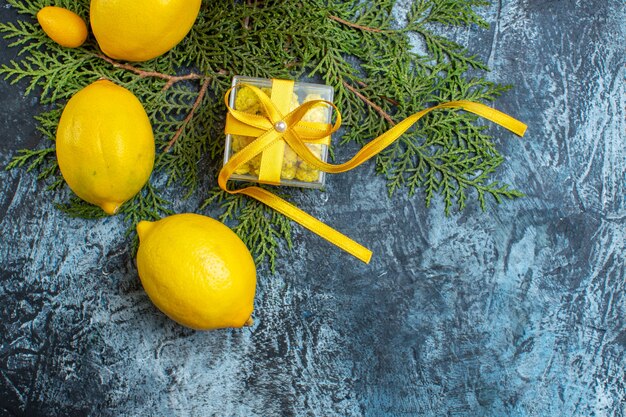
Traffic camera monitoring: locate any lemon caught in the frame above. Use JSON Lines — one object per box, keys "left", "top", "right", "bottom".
{"left": 56, "top": 80, "right": 155, "bottom": 215}
{"left": 136, "top": 214, "right": 257, "bottom": 330}
{"left": 90, "top": 0, "right": 202, "bottom": 62}
{"left": 37, "top": 6, "right": 88, "bottom": 48}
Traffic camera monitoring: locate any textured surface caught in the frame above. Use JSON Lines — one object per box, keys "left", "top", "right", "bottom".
{"left": 1, "top": 1, "right": 625, "bottom": 416}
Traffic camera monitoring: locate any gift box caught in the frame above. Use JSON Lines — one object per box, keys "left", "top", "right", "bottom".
{"left": 223, "top": 76, "right": 334, "bottom": 189}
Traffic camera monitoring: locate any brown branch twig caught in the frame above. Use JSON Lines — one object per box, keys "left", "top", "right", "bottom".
{"left": 342, "top": 80, "right": 396, "bottom": 126}
{"left": 355, "top": 80, "right": 400, "bottom": 106}
{"left": 243, "top": 0, "right": 253, "bottom": 29}
{"left": 96, "top": 53, "right": 204, "bottom": 90}
{"left": 95, "top": 53, "right": 230, "bottom": 151}
{"left": 328, "top": 15, "right": 388, "bottom": 33}
{"left": 164, "top": 77, "right": 211, "bottom": 152}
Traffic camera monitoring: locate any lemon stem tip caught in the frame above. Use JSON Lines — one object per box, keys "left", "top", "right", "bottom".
{"left": 100, "top": 202, "right": 121, "bottom": 215}
{"left": 136, "top": 220, "right": 155, "bottom": 240}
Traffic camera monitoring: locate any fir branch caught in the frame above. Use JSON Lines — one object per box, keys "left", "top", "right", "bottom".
{"left": 328, "top": 14, "right": 388, "bottom": 33}
{"left": 342, "top": 80, "right": 396, "bottom": 126}
{"left": 165, "top": 77, "right": 210, "bottom": 152}
{"left": 5, "top": 147, "right": 54, "bottom": 172}
{"left": 96, "top": 53, "right": 208, "bottom": 91}
{"left": 415, "top": 27, "right": 488, "bottom": 70}
{"left": 58, "top": 196, "right": 109, "bottom": 219}
{"left": 0, "top": 20, "right": 42, "bottom": 55}
{"left": 120, "top": 181, "right": 173, "bottom": 232}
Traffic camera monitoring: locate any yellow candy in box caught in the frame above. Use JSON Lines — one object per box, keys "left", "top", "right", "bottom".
{"left": 223, "top": 76, "right": 333, "bottom": 189}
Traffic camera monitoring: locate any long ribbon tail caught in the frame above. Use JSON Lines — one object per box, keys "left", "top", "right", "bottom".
{"left": 239, "top": 186, "right": 373, "bottom": 263}
{"left": 281, "top": 100, "right": 527, "bottom": 174}
{"left": 222, "top": 87, "right": 527, "bottom": 264}
{"left": 217, "top": 124, "right": 373, "bottom": 263}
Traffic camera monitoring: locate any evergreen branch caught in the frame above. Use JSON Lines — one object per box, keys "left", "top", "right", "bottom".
{"left": 4, "top": 147, "right": 54, "bottom": 172}
{"left": 0, "top": 21, "right": 42, "bottom": 54}
{"left": 343, "top": 80, "right": 396, "bottom": 126}
{"left": 415, "top": 28, "right": 488, "bottom": 70}
{"left": 57, "top": 197, "right": 108, "bottom": 219}
{"left": 96, "top": 53, "right": 206, "bottom": 90}
{"left": 121, "top": 181, "right": 173, "bottom": 229}
{"left": 328, "top": 14, "right": 388, "bottom": 33}
{"left": 165, "top": 77, "right": 210, "bottom": 152}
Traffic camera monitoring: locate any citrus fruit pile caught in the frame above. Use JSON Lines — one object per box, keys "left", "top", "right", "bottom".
{"left": 40, "top": 2, "right": 257, "bottom": 330}
{"left": 38, "top": 0, "right": 201, "bottom": 62}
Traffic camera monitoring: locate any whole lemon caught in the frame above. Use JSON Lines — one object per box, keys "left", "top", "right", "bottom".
{"left": 56, "top": 80, "right": 155, "bottom": 215}
{"left": 136, "top": 214, "right": 257, "bottom": 330}
{"left": 90, "top": 0, "right": 202, "bottom": 62}
{"left": 37, "top": 6, "right": 88, "bottom": 48}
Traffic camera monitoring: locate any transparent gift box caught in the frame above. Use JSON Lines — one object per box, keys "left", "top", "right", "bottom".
{"left": 223, "top": 76, "right": 334, "bottom": 189}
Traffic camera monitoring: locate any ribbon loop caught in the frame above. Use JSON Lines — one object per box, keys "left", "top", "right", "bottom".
{"left": 221, "top": 79, "right": 527, "bottom": 264}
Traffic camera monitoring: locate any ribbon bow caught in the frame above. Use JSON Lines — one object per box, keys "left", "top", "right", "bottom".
{"left": 220, "top": 79, "right": 527, "bottom": 264}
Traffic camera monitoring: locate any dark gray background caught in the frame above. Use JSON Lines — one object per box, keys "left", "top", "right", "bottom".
{"left": 1, "top": 1, "right": 625, "bottom": 416}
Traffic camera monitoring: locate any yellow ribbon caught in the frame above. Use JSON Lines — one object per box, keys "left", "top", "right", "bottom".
{"left": 221, "top": 80, "right": 527, "bottom": 264}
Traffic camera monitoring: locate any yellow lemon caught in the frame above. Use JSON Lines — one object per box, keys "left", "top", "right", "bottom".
{"left": 90, "top": 0, "right": 202, "bottom": 62}
{"left": 37, "top": 6, "right": 88, "bottom": 48}
{"left": 136, "top": 214, "right": 257, "bottom": 330}
{"left": 56, "top": 80, "right": 155, "bottom": 215}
